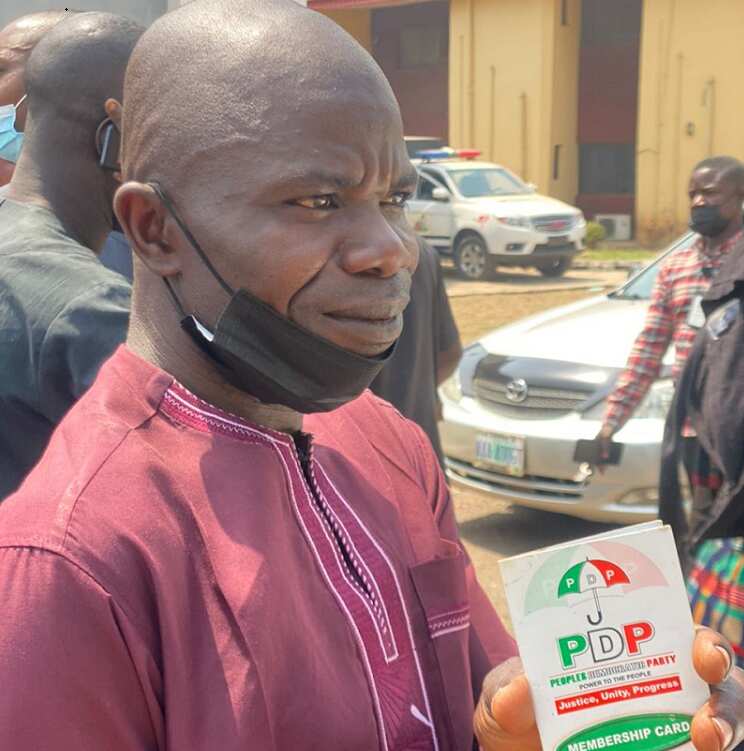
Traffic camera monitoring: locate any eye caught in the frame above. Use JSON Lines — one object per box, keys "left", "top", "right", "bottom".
{"left": 290, "top": 194, "right": 340, "bottom": 210}
{"left": 383, "top": 191, "right": 413, "bottom": 208}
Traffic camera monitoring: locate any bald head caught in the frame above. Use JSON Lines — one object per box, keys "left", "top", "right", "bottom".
{"left": 24, "top": 11, "right": 144, "bottom": 134}
{"left": 122, "top": 0, "right": 401, "bottom": 184}
{"left": 0, "top": 11, "right": 70, "bottom": 128}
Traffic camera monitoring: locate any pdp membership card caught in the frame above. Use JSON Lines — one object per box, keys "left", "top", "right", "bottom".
{"left": 499, "top": 522, "right": 709, "bottom": 751}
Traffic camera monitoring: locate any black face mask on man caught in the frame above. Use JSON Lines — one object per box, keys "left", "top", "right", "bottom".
{"left": 689, "top": 205, "right": 730, "bottom": 238}
{"left": 151, "top": 185, "right": 395, "bottom": 414}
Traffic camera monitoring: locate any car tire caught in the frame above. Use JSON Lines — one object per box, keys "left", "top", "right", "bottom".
{"left": 454, "top": 234, "right": 494, "bottom": 281}
{"left": 537, "top": 257, "right": 571, "bottom": 278}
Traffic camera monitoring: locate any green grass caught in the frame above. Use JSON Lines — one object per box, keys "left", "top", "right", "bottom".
{"left": 579, "top": 247, "right": 658, "bottom": 262}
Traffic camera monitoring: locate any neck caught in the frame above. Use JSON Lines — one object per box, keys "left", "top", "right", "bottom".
{"left": 6, "top": 140, "right": 112, "bottom": 253}
{"left": 127, "top": 289, "right": 303, "bottom": 435}
{"left": 706, "top": 221, "right": 742, "bottom": 253}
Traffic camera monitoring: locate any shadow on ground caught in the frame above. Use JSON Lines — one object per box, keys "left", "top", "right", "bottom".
{"left": 457, "top": 504, "right": 618, "bottom": 559}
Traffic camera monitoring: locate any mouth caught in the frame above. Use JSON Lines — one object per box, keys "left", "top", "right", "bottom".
{"left": 322, "top": 308, "right": 404, "bottom": 353}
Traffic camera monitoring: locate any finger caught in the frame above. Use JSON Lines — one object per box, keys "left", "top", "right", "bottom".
{"left": 693, "top": 627, "right": 734, "bottom": 686}
{"left": 474, "top": 694, "right": 541, "bottom": 751}
{"left": 691, "top": 704, "right": 735, "bottom": 751}
{"left": 489, "top": 674, "right": 536, "bottom": 736}
{"left": 690, "top": 695, "right": 744, "bottom": 751}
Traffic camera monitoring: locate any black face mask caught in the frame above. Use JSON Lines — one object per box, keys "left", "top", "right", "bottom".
{"left": 690, "top": 205, "right": 730, "bottom": 238}
{"left": 152, "top": 185, "right": 395, "bottom": 414}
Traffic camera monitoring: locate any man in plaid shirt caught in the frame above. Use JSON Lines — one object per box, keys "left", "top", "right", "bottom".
{"left": 597, "top": 156, "right": 744, "bottom": 464}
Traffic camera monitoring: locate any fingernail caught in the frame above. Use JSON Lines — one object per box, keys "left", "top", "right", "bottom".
{"left": 716, "top": 645, "right": 733, "bottom": 678}
{"left": 712, "top": 717, "right": 733, "bottom": 751}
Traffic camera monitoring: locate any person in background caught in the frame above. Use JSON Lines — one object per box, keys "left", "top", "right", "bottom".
{"left": 0, "top": 11, "right": 69, "bottom": 187}
{"left": 0, "top": 11, "right": 134, "bottom": 281}
{"left": 661, "top": 235, "right": 744, "bottom": 676}
{"left": 596, "top": 157, "right": 744, "bottom": 472}
{"left": 0, "top": 12, "right": 142, "bottom": 499}
{"left": 370, "top": 237, "right": 462, "bottom": 465}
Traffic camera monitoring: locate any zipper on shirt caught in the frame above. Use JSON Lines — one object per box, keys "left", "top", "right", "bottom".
{"left": 294, "top": 434, "right": 375, "bottom": 602}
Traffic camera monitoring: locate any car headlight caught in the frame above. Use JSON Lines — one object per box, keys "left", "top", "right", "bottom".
{"left": 440, "top": 370, "right": 462, "bottom": 403}
{"left": 439, "top": 343, "right": 487, "bottom": 404}
{"left": 633, "top": 378, "right": 675, "bottom": 419}
{"left": 494, "top": 215, "right": 530, "bottom": 228}
{"left": 575, "top": 211, "right": 586, "bottom": 228}
{"left": 580, "top": 378, "right": 675, "bottom": 421}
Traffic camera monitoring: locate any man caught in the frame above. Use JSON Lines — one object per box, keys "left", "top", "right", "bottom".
{"left": 0, "top": 11, "right": 68, "bottom": 186}
{"left": 0, "top": 13, "right": 142, "bottom": 498}
{"left": 660, "top": 238, "right": 744, "bottom": 673}
{"left": 597, "top": 157, "right": 744, "bottom": 466}
{"left": 0, "top": 2, "right": 741, "bottom": 749}
{"left": 0, "top": 10, "right": 134, "bottom": 282}
{"left": 370, "top": 237, "right": 462, "bottom": 465}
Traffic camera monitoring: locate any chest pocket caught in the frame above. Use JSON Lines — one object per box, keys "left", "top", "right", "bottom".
{"left": 410, "top": 543, "right": 473, "bottom": 751}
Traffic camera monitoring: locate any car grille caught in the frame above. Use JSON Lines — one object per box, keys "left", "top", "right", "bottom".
{"left": 446, "top": 457, "right": 585, "bottom": 500}
{"left": 533, "top": 242, "right": 577, "bottom": 255}
{"left": 532, "top": 214, "right": 575, "bottom": 233}
{"left": 473, "top": 379, "right": 590, "bottom": 419}
{"left": 471, "top": 355, "right": 619, "bottom": 419}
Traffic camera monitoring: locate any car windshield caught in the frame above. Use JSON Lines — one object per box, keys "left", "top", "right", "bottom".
{"left": 610, "top": 232, "right": 696, "bottom": 300}
{"left": 445, "top": 167, "right": 531, "bottom": 198}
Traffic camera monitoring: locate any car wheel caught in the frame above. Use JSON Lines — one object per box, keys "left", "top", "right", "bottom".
{"left": 537, "top": 257, "right": 571, "bottom": 278}
{"left": 455, "top": 235, "right": 493, "bottom": 281}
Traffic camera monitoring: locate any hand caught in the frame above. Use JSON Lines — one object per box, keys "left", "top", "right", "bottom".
{"left": 690, "top": 627, "right": 744, "bottom": 750}
{"left": 474, "top": 629, "right": 744, "bottom": 751}
{"left": 473, "top": 657, "right": 541, "bottom": 751}
{"left": 594, "top": 425, "right": 615, "bottom": 475}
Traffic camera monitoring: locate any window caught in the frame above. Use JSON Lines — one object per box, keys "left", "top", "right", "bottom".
{"left": 553, "top": 145, "right": 562, "bottom": 180}
{"left": 579, "top": 144, "right": 635, "bottom": 194}
{"left": 400, "top": 26, "right": 447, "bottom": 69}
{"left": 444, "top": 168, "right": 531, "bottom": 198}
{"left": 417, "top": 176, "right": 446, "bottom": 200}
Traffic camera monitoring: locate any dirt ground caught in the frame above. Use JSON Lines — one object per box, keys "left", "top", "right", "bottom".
{"left": 449, "top": 288, "right": 596, "bottom": 345}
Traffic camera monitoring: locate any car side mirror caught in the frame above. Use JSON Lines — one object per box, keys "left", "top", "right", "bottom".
{"left": 626, "top": 263, "right": 642, "bottom": 280}
{"left": 432, "top": 186, "right": 450, "bottom": 202}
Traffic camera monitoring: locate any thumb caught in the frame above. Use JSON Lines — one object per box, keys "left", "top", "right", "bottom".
{"left": 490, "top": 674, "right": 536, "bottom": 735}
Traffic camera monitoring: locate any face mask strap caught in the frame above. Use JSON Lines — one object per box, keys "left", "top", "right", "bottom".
{"left": 163, "top": 277, "right": 188, "bottom": 318}
{"left": 15, "top": 94, "right": 27, "bottom": 109}
{"left": 149, "top": 182, "right": 235, "bottom": 297}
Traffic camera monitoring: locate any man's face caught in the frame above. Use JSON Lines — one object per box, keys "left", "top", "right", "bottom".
{"left": 161, "top": 94, "right": 419, "bottom": 358}
{"left": 0, "top": 21, "right": 34, "bottom": 130}
{"left": 688, "top": 167, "right": 741, "bottom": 223}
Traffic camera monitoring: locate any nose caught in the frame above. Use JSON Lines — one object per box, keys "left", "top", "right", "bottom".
{"left": 339, "top": 207, "right": 418, "bottom": 278}
{"left": 691, "top": 192, "right": 707, "bottom": 207}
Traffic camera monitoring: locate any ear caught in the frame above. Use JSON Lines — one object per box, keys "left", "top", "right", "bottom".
{"left": 104, "top": 98, "right": 123, "bottom": 129}
{"left": 114, "top": 182, "right": 182, "bottom": 277}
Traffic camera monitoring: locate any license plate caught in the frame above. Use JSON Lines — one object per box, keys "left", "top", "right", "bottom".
{"left": 475, "top": 433, "right": 525, "bottom": 477}
{"left": 547, "top": 235, "right": 569, "bottom": 245}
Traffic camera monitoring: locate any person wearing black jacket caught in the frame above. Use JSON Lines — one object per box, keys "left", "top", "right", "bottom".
{"left": 660, "top": 245, "right": 744, "bottom": 672}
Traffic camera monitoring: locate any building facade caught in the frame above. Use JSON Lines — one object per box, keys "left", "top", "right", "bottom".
{"left": 315, "top": 0, "right": 744, "bottom": 244}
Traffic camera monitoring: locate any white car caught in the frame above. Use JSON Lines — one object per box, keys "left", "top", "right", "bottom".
{"left": 439, "top": 233, "right": 694, "bottom": 524}
{"left": 406, "top": 151, "right": 587, "bottom": 280}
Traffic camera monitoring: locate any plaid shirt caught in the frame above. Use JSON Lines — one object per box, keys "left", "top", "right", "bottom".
{"left": 603, "top": 229, "right": 744, "bottom": 433}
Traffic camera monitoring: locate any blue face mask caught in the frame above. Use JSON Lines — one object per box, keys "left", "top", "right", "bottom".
{"left": 0, "top": 95, "right": 27, "bottom": 164}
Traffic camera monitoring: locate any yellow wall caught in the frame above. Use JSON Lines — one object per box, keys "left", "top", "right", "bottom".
{"left": 449, "top": 0, "right": 580, "bottom": 203}
{"left": 636, "top": 0, "right": 744, "bottom": 244}
{"left": 321, "top": 8, "right": 372, "bottom": 52}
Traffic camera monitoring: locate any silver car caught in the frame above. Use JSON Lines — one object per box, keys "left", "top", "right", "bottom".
{"left": 440, "top": 233, "right": 695, "bottom": 524}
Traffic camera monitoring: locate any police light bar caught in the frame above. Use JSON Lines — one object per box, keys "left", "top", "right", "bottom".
{"left": 415, "top": 148, "right": 482, "bottom": 161}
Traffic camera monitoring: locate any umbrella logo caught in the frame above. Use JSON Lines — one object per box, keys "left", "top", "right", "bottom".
{"left": 558, "top": 558, "right": 630, "bottom": 625}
